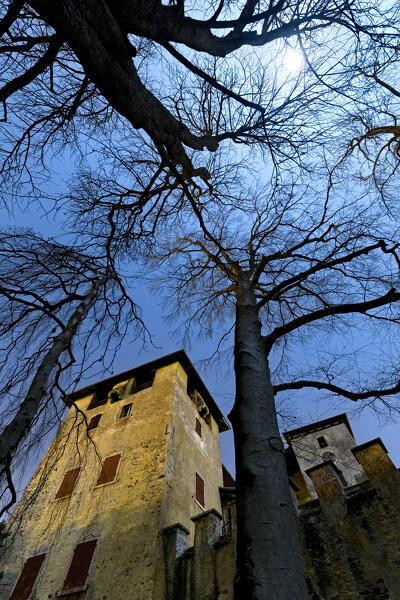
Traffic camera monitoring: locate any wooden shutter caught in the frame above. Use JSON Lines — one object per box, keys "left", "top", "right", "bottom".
{"left": 195, "top": 472, "right": 205, "bottom": 507}
{"left": 88, "top": 414, "right": 102, "bottom": 430}
{"left": 195, "top": 418, "right": 202, "bottom": 437}
{"left": 63, "top": 540, "right": 97, "bottom": 591}
{"left": 55, "top": 467, "right": 80, "bottom": 499}
{"left": 96, "top": 454, "right": 121, "bottom": 486}
{"left": 9, "top": 553, "right": 46, "bottom": 600}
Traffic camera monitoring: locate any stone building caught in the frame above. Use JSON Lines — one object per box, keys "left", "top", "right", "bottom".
{"left": 1, "top": 350, "right": 400, "bottom": 599}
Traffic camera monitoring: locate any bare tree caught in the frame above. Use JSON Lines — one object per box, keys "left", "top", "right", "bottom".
{"left": 0, "top": 230, "right": 144, "bottom": 517}
{"left": 137, "top": 172, "right": 400, "bottom": 599}
{"left": 0, "top": 0, "right": 396, "bottom": 189}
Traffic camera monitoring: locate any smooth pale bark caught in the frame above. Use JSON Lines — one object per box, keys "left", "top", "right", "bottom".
{"left": 229, "top": 271, "right": 308, "bottom": 600}
{"left": 0, "top": 279, "right": 100, "bottom": 469}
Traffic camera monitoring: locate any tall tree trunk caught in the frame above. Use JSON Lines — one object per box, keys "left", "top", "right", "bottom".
{"left": 229, "top": 271, "right": 308, "bottom": 600}
{"left": 0, "top": 279, "right": 100, "bottom": 485}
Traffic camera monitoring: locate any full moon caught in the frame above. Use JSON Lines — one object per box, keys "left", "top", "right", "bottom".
{"left": 283, "top": 49, "right": 304, "bottom": 72}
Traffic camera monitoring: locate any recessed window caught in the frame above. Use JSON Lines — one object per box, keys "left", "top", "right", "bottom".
{"left": 195, "top": 417, "right": 202, "bottom": 437}
{"left": 55, "top": 467, "right": 80, "bottom": 499}
{"left": 317, "top": 436, "right": 328, "bottom": 448}
{"left": 96, "top": 454, "right": 121, "bottom": 486}
{"left": 119, "top": 403, "right": 132, "bottom": 418}
{"left": 87, "top": 391, "right": 108, "bottom": 410}
{"left": 133, "top": 369, "right": 155, "bottom": 393}
{"left": 9, "top": 553, "right": 46, "bottom": 600}
{"left": 63, "top": 540, "right": 97, "bottom": 592}
{"left": 195, "top": 472, "right": 205, "bottom": 507}
{"left": 88, "top": 414, "right": 102, "bottom": 430}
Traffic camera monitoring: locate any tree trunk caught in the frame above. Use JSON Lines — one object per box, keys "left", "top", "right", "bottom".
{"left": 0, "top": 278, "right": 100, "bottom": 472}
{"left": 229, "top": 271, "right": 308, "bottom": 600}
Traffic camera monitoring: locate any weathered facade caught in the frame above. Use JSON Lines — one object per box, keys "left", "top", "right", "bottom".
{"left": 168, "top": 417, "right": 400, "bottom": 600}
{"left": 0, "top": 351, "right": 229, "bottom": 600}
{"left": 2, "top": 352, "right": 400, "bottom": 600}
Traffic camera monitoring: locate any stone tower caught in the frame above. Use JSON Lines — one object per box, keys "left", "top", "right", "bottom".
{"left": 284, "top": 414, "right": 368, "bottom": 503}
{"left": 1, "top": 350, "right": 229, "bottom": 600}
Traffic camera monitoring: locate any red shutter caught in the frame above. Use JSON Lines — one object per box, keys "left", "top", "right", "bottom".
{"left": 96, "top": 454, "right": 121, "bottom": 486}
{"left": 88, "top": 414, "right": 102, "bottom": 430}
{"left": 9, "top": 553, "right": 46, "bottom": 600}
{"left": 63, "top": 540, "right": 97, "bottom": 591}
{"left": 195, "top": 418, "right": 202, "bottom": 437}
{"left": 55, "top": 467, "right": 80, "bottom": 499}
{"left": 195, "top": 472, "right": 205, "bottom": 507}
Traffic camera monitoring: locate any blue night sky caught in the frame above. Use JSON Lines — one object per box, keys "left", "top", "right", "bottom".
{"left": 4, "top": 201, "right": 400, "bottom": 483}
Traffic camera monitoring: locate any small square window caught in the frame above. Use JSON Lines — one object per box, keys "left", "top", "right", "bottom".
{"left": 87, "top": 391, "right": 108, "bottom": 410}
{"left": 195, "top": 418, "right": 202, "bottom": 437}
{"left": 317, "top": 436, "right": 328, "bottom": 448}
{"left": 88, "top": 414, "right": 102, "bottom": 430}
{"left": 119, "top": 404, "right": 132, "bottom": 419}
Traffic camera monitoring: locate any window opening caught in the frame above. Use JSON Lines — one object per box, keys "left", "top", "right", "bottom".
{"left": 133, "top": 370, "right": 155, "bottom": 393}
{"left": 222, "top": 506, "right": 232, "bottom": 537}
{"left": 88, "top": 414, "right": 102, "bottom": 430}
{"left": 96, "top": 454, "right": 121, "bottom": 486}
{"left": 317, "top": 436, "right": 328, "bottom": 448}
{"left": 9, "top": 553, "right": 46, "bottom": 600}
{"left": 119, "top": 404, "right": 132, "bottom": 419}
{"left": 336, "top": 467, "right": 348, "bottom": 487}
{"left": 55, "top": 467, "right": 80, "bottom": 499}
{"left": 195, "top": 417, "right": 202, "bottom": 437}
{"left": 63, "top": 540, "right": 97, "bottom": 591}
{"left": 87, "top": 390, "right": 108, "bottom": 410}
{"left": 195, "top": 472, "right": 205, "bottom": 507}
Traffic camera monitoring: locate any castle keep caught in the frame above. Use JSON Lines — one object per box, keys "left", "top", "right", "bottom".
{"left": 1, "top": 350, "right": 400, "bottom": 599}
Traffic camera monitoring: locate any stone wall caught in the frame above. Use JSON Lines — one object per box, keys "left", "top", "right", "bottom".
{"left": 0, "top": 355, "right": 227, "bottom": 600}
{"left": 165, "top": 438, "right": 400, "bottom": 600}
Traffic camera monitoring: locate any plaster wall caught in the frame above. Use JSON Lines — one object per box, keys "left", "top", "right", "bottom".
{"left": 1, "top": 363, "right": 179, "bottom": 600}
{"left": 290, "top": 423, "right": 367, "bottom": 498}
{"left": 171, "top": 440, "right": 400, "bottom": 600}
{"left": 161, "top": 363, "right": 223, "bottom": 547}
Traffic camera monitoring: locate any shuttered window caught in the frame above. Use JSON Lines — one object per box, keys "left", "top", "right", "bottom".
{"left": 195, "top": 472, "right": 205, "bottom": 507}
{"left": 55, "top": 467, "right": 80, "bottom": 499}
{"left": 195, "top": 418, "right": 202, "bottom": 437}
{"left": 63, "top": 540, "right": 97, "bottom": 591}
{"left": 9, "top": 553, "right": 46, "bottom": 600}
{"left": 88, "top": 414, "right": 102, "bottom": 430}
{"left": 96, "top": 454, "right": 121, "bottom": 486}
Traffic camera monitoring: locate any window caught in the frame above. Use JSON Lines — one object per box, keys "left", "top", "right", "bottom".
{"left": 87, "top": 391, "right": 108, "bottom": 410}
{"left": 96, "top": 454, "right": 121, "bottom": 486}
{"left": 195, "top": 417, "right": 202, "bottom": 437}
{"left": 119, "top": 403, "right": 132, "bottom": 419}
{"left": 88, "top": 414, "right": 102, "bottom": 430}
{"left": 133, "top": 370, "right": 155, "bottom": 393}
{"left": 336, "top": 467, "right": 348, "bottom": 487}
{"left": 195, "top": 472, "right": 205, "bottom": 507}
{"left": 55, "top": 467, "right": 80, "bottom": 499}
{"left": 62, "top": 540, "right": 97, "bottom": 591}
{"left": 9, "top": 553, "right": 46, "bottom": 600}
{"left": 317, "top": 436, "right": 328, "bottom": 448}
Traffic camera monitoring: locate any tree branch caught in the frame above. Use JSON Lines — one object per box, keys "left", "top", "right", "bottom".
{"left": 274, "top": 378, "right": 400, "bottom": 402}
{"left": 256, "top": 240, "right": 388, "bottom": 307}
{"left": 264, "top": 287, "right": 400, "bottom": 353}
{"left": 0, "top": 35, "right": 62, "bottom": 104}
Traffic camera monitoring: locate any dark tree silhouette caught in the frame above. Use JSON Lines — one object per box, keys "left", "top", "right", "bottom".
{"left": 144, "top": 174, "right": 400, "bottom": 599}
{"left": 0, "top": 231, "right": 144, "bottom": 518}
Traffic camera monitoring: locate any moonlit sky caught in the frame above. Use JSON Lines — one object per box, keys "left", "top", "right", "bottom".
{"left": 3, "top": 194, "right": 400, "bottom": 486}
{"left": 2, "top": 36, "right": 400, "bottom": 495}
